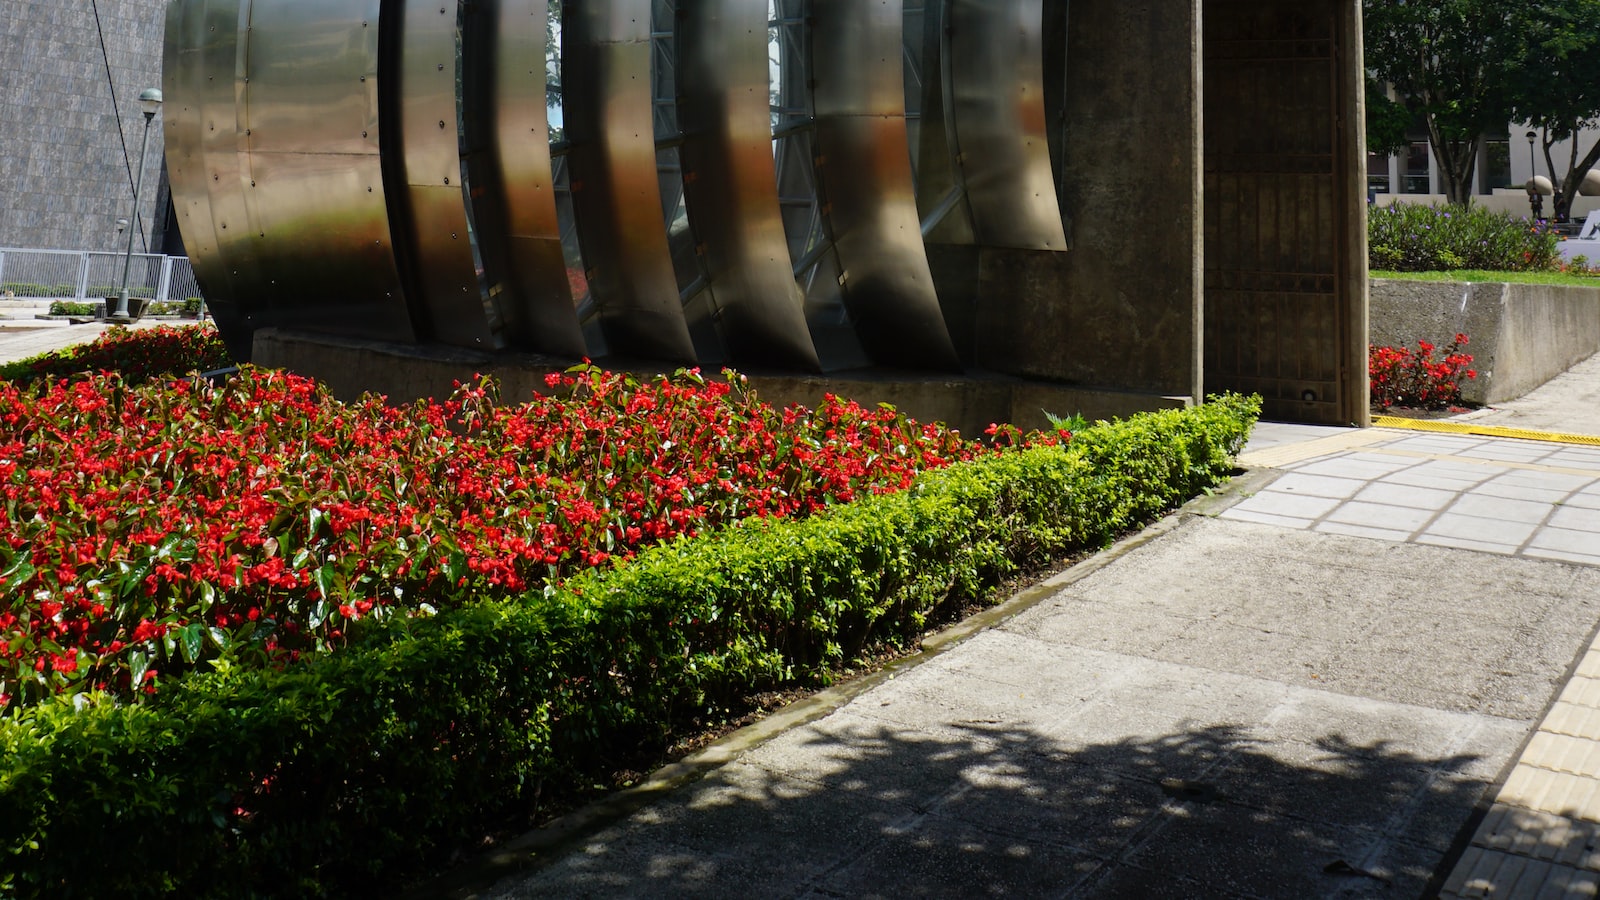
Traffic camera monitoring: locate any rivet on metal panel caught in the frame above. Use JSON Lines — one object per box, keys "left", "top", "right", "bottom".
{"left": 451, "top": 233, "right": 458, "bottom": 239}
{"left": 439, "top": 120, "right": 447, "bottom": 129}
{"left": 250, "top": 181, "right": 256, "bottom": 187}
{"left": 437, "top": 64, "right": 445, "bottom": 71}
{"left": 443, "top": 177, "right": 450, "bottom": 185}
{"left": 360, "top": 76, "right": 366, "bottom": 82}
{"left": 362, "top": 131, "right": 368, "bottom": 138}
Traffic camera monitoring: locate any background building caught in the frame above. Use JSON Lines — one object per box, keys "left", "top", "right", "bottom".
{"left": 0, "top": 0, "right": 173, "bottom": 253}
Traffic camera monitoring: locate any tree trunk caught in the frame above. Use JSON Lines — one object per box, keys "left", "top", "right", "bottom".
{"left": 1427, "top": 119, "right": 1480, "bottom": 206}
{"left": 1555, "top": 133, "right": 1600, "bottom": 222}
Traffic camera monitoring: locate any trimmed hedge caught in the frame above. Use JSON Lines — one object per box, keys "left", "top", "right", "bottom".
{"left": 0, "top": 394, "right": 1259, "bottom": 898}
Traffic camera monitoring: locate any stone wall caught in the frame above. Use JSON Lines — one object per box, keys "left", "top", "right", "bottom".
{"left": 1370, "top": 279, "right": 1600, "bottom": 405}
{"left": 0, "top": 0, "right": 168, "bottom": 252}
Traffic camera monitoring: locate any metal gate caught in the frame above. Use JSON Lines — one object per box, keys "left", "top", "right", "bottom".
{"left": 1203, "top": 0, "right": 1366, "bottom": 425}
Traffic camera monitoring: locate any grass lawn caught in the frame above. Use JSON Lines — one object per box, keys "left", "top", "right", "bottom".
{"left": 1372, "top": 269, "right": 1600, "bottom": 287}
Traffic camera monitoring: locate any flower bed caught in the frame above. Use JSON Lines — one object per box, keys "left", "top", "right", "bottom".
{"left": 0, "top": 364, "right": 1024, "bottom": 709}
{"left": 0, "top": 323, "right": 231, "bottom": 385}
{"left": 0, "top": 393, "right": 1259, "bottom": 899}
{"left": 1369, "top": 334, "right": 1478, "bottom": 410}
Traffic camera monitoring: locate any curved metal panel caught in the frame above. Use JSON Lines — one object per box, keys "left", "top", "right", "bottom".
{"left": 166, "top": 0, "right": 418, "bottom": 350}
{"left": 465, "top": 0, "right": 585, "bottom": 357}
{"left": 945, "top": 0, "right": 1067, "bottom": 250}
{"left": 810, "top": 0, "right": 961, "bottom": 371}
{"left": 675, "top": 0, "right": 821, "bottom": 372}
{"left": 562, "top": 0, "right": 698, "bottom": 364}
{"left": 164, "top": 0, "right": 250, "bottom": 355}
{"left": 397, "top": 0, "right": 497, "bottom": 348}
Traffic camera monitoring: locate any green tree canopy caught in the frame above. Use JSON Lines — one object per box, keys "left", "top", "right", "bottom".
{"left": 1502, "top": 1, "right": 1600, "bottom": 219}
{"left": 1364, "top": 0, "right": 1524, "bottom": 205}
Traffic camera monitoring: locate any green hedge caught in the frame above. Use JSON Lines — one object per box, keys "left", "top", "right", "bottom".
{"left": 0, "top": 394, "right": 1259, "bottom": 898}
{"left": 1368, "top": 202, "right": 1560, "bottom": 272}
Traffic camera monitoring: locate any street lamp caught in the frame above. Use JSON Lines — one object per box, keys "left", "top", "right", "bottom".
{"left": 111, "top": 88, "right": 163, "bottom": 320}
{"left": 1526, "top": 130, "right": 1544, "bottom": 221}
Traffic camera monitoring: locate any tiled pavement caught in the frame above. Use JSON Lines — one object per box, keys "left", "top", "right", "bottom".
{"left": 1231, "top": 429, "right": 1600, "bottom": 568}
{"left": 1237, "top": 423, "right": 1600, "bottom": 898}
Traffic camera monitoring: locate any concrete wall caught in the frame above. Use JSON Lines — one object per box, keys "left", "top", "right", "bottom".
{"left": 967, "top": 0, "right": 1202, "bottom": 403}
{"left": 252, "top": 328, "right": 1191, "bottom": 437}
{"left": 1370, "top": 279, "right": 1600, "bottom": 404}
{"left": 0, "top": 0, "right": 168, "bottom": 253}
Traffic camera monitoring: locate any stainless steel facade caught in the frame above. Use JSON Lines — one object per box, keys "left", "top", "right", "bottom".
{"left": 164, "top": 0, "right": 1070, "bottom": 370}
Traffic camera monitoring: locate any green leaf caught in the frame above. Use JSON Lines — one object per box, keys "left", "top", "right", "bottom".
{"left": 180, "top": 624, "right": 206, "bottom": 664}
{"left": 0, "top": 557, "right": 36, "bottom": 594}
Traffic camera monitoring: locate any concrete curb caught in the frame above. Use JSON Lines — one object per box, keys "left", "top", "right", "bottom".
{"left": 407, "top": 469, "right": 1268, "bottom": 899}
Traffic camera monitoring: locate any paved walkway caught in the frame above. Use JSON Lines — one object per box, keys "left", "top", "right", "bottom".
{"left": 0, "top": 305, "right": 170, "bottom": 366}
{"left": 458, "top": 407, "right": 1600, "bottom": 898}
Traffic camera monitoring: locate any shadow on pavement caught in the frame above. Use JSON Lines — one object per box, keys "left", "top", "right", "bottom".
{"left": 497, "top": 718, "right": 1492, "bottom": 899}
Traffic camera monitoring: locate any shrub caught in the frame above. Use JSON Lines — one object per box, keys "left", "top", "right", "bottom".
{"left": 0, "top": 395, "right": 1260, "bottom": 899}
{"left": 45, "top": 301, "right": 98, "bottom": 317}
{"left": 0, "top": 323, "right": 231, "bottom": 386}
{"left": 1370, "top": 334, "right": 1478, "bottom": 409}
{"left": 1368, "top": 203, "right": 1560, "bottom": 272}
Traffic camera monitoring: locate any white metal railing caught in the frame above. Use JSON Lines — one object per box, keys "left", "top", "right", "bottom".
{"left": 0, "top": 248, "right": 204, "bottom": 308}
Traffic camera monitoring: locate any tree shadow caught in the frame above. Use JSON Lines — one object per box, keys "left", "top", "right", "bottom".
{"left": 493, "top": 716, "right": 1498, "bottom": 899}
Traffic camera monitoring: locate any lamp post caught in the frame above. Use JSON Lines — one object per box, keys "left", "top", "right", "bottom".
{"left": 1526, "top": 130, "right": 1544, "bottom": 221}
{"left": 112, "top": 88, "right": 163, "bottom": 320}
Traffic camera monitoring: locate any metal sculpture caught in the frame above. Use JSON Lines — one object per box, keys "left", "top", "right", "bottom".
{"left": 164, "top": 0, "right": 1070, "bottom": 370}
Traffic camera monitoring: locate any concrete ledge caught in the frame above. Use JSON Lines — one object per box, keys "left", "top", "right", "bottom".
{"left": 1371, "top": 279, "right": 1600, "bottom": 404}
{"left": 252, "top": 328, "right": 1190, "bottom": 435}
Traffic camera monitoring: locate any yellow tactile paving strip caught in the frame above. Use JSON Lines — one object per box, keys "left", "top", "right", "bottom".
{"left": 1373, "top": 416, "right": 1600, "bottom": 447}
{"left": 1443, "top": 646, "right": 1600, "bottom": 898}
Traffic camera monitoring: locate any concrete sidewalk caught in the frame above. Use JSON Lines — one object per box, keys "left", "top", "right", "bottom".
{"left": 470, "top": 420, "right": 1600, "bottom": 899}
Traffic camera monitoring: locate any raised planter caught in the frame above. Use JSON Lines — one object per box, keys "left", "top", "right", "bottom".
{"left": 1370, "top": 279, "right": 1600, "bottom": 405}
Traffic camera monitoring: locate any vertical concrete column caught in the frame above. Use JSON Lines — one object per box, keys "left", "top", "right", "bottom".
{"left": 974, "top": 0, "right": 1203, "bottom": 403}
{"left": 1339, "top": 0, "right": 1371, "bottom": 426}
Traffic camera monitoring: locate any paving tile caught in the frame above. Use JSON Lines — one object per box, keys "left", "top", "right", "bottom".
{"left": 1416, "top": 534, "right": 1520, "bottom": 555}
{"left": 1294, "top": 455, "right": 1419, "bottom": 480}
{"left": 1387, "top": 470, "right": 1496, "bottom": 492}
{"left": 1552, "top": 507, "right": 1600, "bottom": 533}
{"left": 1499, "top": 764, "right": 1600, "bottom": 818}
{"left": 1577, "top": 650, "right": 1600, "bottom": 680}
{"left": 1524, "top": 731, "right": 1600, "bottom": 778}
{"left": 1479, "top": 482, "right": 1585, "bottom": 505}
{"left": 1386, "top": 436, "right": 1490, "bottom": 454}
{"left": 1425, "top": 513, "right": 1540, "bottom": 545}
{"left": 1569, "top": 491, "right": 1600, "bottom": 511}
{"left": 1561, "top": 678, "right": 1600, "bottom": 712}
{"left": 1313, "top": 520, "right": 1414, "bottom": 542}
{"left": 1324, "top": 500, "right": 1435, "bottom": 532}
{"left": 1544, "top": 703, "right": 1600, "bottom": 741}
{"left": 1525, "top": 548, "right": 1600, "bottom": 568}
{"left": 1529, "top": 528, "right": 1600, "bottom": 557}
{"left": 1460, "top": 446, "right": 1560, "bottom": 464}
{"left": 1493, "top": 471, "right": 1600, "bottom": 492}
{"left": 1354, "top": 481, "right": 1461, "bottom": 510}
{"left": 1450, "top": 494, "right": 1561, "bottom": 525}
{"left": 1216, "top": 508, "right": 1315, "bottom": 530}
{"left": 1264, "top": 472, "right": 1367, "bottom": 499}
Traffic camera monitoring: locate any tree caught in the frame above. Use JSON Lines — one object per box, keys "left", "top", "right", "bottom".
{"left": 1365, "top": 79, "right": 1412, "bottom": 159}
{"left": 1363, "top": 0, "right": 1523, "bottom": 205}
{"left": 1502, "top": 1, "right": 1600, "bottom": 220}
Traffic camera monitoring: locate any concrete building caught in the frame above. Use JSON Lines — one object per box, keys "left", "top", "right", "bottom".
{"left": 1370, "top": 122, "right": 1600, "bottom": 221}
{"left": 0, "top": 0, "right": 173, "bottom": 253}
